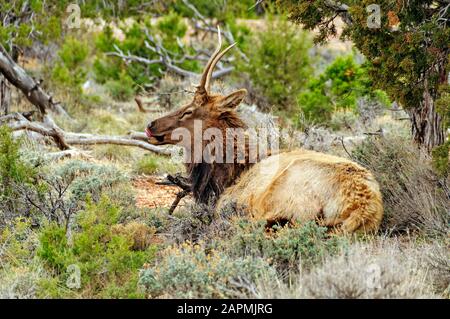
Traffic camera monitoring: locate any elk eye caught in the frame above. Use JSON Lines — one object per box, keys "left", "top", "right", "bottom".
{"left": 180, "top": 111, "right": 193, "bottom": 119}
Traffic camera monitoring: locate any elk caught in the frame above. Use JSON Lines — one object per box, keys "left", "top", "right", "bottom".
{"left": 146, "top": 29, "right": 383, "bottom": 233}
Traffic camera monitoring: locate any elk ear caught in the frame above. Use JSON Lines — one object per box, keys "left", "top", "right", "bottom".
{"left": 218, "top": 89, "right": 247, "bottom": 109}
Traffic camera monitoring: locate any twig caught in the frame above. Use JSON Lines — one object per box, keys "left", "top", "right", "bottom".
{"left": 135, "top": 96, "right": 160, "bottom": 113}
{"left": 168, "top": 189, "right": 190, "bottom": 214}
{"left": 157, "top": 173, "right": 193, "bottom": 214}
{"left": 339, "top": 136, "right": 353, "bottom": 159}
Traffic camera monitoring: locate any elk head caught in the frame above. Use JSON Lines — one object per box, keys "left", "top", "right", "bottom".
{"left": 145, "top": 27, "right": 247, "bottom": 147}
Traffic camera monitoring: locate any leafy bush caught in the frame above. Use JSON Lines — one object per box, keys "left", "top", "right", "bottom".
{"left": 167, "top": 0, "right": 260, "bottom": 20}
{"left": 0, "top": 126, "right": 36, "bottom": 222}
{"left": 139, "top": 241, "right": 276, "bottom": 298}
{"left": 135, "top": 156, "right": 159, "bottom": 175}
{"left": 0, "top": 218, "right": 37, "bottom": 266}
{"left": 0, "top": 218, "right": 50, "bottom": 299}
{"left": 298, "top": 55, "right": 390, "bottom": 124}
{"left": 37, "top": 197, "right": 157, "bottom": 298}
{"left": 134, "top": 154, "right": 182, "bottom": 176}
{"left": 221, "top": 221, "right": 347, "bottom": 272}
{"left": 14, "top": 159, "right": 132, "bottom": 228}
{"left": 104, "top": 71, "right": 136, "bottom": 101}
{"left": 51, "top": 160, "right": 128, "bottom": 203}
{"left": 352, "top": 135, "right": 449, "bottom": 236}
{"left": 51, "top": 36, "right": 89, "bottom": 94}
{"left": 94, "top": 12, "right": 201, "bottom": 99}
{"left": 431, "top": 140, "right": 450, "bottom": 178}
{"left": 329, "top": 110, "right": 358, "bottom": 131}
{"left": 240, "top": 14, "right": 312, "bottom": 113}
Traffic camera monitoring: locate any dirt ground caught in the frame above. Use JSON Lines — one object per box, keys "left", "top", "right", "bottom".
{"left": 132, "top": 175, "right": 193, "bottom": 211}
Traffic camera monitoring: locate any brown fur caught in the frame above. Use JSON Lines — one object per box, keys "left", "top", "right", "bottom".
{"left": 146, "top": 34, "right": 383, "bottom": 233}
{"left": 217, "top": 150, "right": 383, "bottom": 233}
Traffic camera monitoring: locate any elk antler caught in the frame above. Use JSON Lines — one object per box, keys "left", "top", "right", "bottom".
{"left": 204, "top": 42, "right": 236, "bottom": 94}
{"left": 195, "top": 26, "right": 236, "bottom": 102}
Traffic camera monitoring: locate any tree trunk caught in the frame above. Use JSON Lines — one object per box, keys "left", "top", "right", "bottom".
{"left": 0, "top": 74, "right": 11, "bottom": 116}
{"left": 407, "top": 78, "right": 445, "bottom": 152}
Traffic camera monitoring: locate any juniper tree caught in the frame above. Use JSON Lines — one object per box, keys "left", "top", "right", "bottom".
{"left": 278, "top": 0, "right": 449, "bottom": 151}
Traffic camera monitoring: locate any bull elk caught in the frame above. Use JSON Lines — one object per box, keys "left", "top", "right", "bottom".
{"left": 146, "top": 29, "right": 383, "bottom": 233}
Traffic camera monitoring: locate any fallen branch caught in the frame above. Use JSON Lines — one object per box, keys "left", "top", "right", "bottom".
{"left": 339, "top": 136, "right": 355, "bottom": 161}
{"left": 64, "top": 133, "right": 171, "bottom": 154}
{"left": 157, "top": 173, "right": 192, "bottom": 214}
{"left": 168, "top": 189, "right": 190, "bottom": 214}
{"left": 135, "top": 96, "right": 161, "bottom": 113}
{"left": 128, "top": 130, "right": 150, "bottom": 142}
{"left": 0, "top": 44, "right": 69, "bottom": 117}
{"left": 2, "top": 113, "right": 171, "bottom": 155}
{"left": 7, "top": 114, "right": 70, "bottom": 150}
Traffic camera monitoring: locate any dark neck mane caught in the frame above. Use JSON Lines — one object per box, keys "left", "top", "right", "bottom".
{"left": 187, "top": 111, "right": 254, "bottom": 204}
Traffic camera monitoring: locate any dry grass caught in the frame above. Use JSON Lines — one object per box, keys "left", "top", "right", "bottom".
{"left": 111, "top": 222, "right": 157, "bottom": 251}
{"left": 166, "top": 202, "right": 245, "bottom": 244}
{"left": 352, "top": 135, "right": 449, "bottom": 236}
{"left": 253, "top": 238, "right": 445, "bottom": 299}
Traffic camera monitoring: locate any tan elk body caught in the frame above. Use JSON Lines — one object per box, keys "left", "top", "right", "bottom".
{"left": 146, "top": 29, "right": 383, "bottom": 233}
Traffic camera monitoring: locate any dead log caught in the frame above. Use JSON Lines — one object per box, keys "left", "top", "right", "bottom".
{"left": 128, "top": 130, "right": 151, "bottom": 142}
{"left": 3, "top": 112, "right": 70, "bottom": 150}
{"left": 64, "top": 133, "right": 171, "bottom": 154}
{"left": 2, "top": 113, "right": 172, "bottom": 156}
{"left": 0, "top": 44, "right": 68, "bottom": 117}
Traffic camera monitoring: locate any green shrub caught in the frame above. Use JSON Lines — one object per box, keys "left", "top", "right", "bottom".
{"left": 37, "top": 197, "right": 157, "bottom": 298}
{"left": 94, "top": 12, "right": 201, "bottom": 99}
{"left": 167, "top": 0, "right": 260, "bottom": 20}
{"left": 52, "top": 160, "right": 128, "bottom": 202}
{"left": 22, "top": 159, "right": 131, "bottom": 227}
{"left": 298, "top": 55, "right": 390, "bottom": 124}
{"left": 51, "top": 36, "right": 89, "bottom": 94}
{"left": 431, "top": 140, "right": 450, "bottom": 178}
{"left": 0, "top": 218, "right": 37, "bottom": 266}
{"left": 329, "top": 110, "right": 358, "bottom": 131}
{"left": 240, "top": 14, "right": 312, "bottom": 113}
{"left": 0, "top": 217, "right": 51, "bottom": 299}
{"left": 105, "top": 71, "right": 136, "bottom": 101}
{"left": 0, "top": 126, "right": 36, "bottom": 220}
{"left": 139, "top": 241, "right": 276, "bottom": 298}
{"left": 221, "top": 221, "right": 347, "bottom": 271}
{"left": 134, "top": 154, "right": 182, "bottom": 176}
{"left": 135, "top": 156, "right": 159, "bottom": 175}
{"left": 156, "top": 10, "right": 187, "bottom": 39}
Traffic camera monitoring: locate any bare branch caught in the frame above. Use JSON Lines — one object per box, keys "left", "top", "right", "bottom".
{"left": 135, "top": 96, "right": 160, "bottom": 113}
{"left": 64, "top": 133, "right": 170, "bottom": 154}
{"left": 3, "top": 114, "right": 172, "bottom": 155}
{"left": 0, "top": 44, "right": 69, "bottom": 117}
{"left": 8, "top": 117, "right": 70, "bottom": 150}
{"left": 324, "top": 0, "right": 353, "bottom": 25}
{"left": 108, "top": 32, "right": 235, "bottom": 79}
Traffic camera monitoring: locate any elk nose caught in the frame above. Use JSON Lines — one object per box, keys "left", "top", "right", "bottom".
{"left": 147, "top": 121, "right": 156, "bottom": 131}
